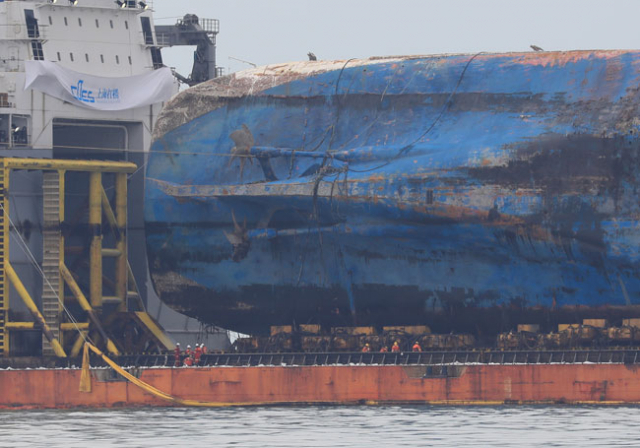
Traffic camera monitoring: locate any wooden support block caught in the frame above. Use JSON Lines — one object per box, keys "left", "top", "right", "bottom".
{"left": 623, "top": 318, "right": 640, "bottom": 329}
{"left": 333, "top": 326, "right": 377, "bottom": 336}
{"left": 383, "top": 325, "right": 431, "bottom": 335}
{"left": 583, "top": 319, "right": 608, "bottom": 328}
{"left": 299, "top": 324, "right": 320, "bottom": 334}
{"left": 270, "top": 325, "right": 292, "bottom": 336}
{"left": 558, "top": 324, "right": 580, "bottom": 332}
{"left": 517, "top": 324, "right": 540, "bottom": 333}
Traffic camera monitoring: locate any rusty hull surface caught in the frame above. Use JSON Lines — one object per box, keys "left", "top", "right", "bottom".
{"left": 2, "top": 363, "right": 640, "bottom": 409}
{"left": 146, "top": 51, "right": 640, "bottom": 335}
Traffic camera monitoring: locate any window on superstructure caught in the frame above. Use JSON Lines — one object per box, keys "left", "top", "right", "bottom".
{"left": 100, "top": 54, "right": 104, "bottom": 63}
{"left": 115, "top": 55, "right": 120, "bottom": 64}
{"left": 57, "top": 52, "right": 61, "bottom": 61}
{"left": 48, "top": 16, "right": 52, "bottom": 26}
{"left": 124, "top": 20, "right": 129, "bottom": 30}
{"left": 24, "top": 10, "right": 39, "bottom": 38}
{"left": 64, "top": 17, "right": 68, "bottom": 26}
{"left": 110, "top": 20, "right": 114, "bottom": 29}
{"left": 78, "top": 18, "right": 82, "bottom": 27}
{"left": 30, "top": 43, "right": 44, "bottom": 60}
{"left": 70, "top": 53, "right": 74, "bottom": 62}
{"left": 95, "top": 19, "right": 99, "bottom": 28}
{"left": 85, "top": 53, "right": 89, "bottom": 62}
{"left": 150, "top": 47, "right": 163, "bottom": 69}
{"left": 140, "top": 17, "right": 154, "bottom": 45}
{"left": 24, "top": 10, "right": 45, "bottom": 61}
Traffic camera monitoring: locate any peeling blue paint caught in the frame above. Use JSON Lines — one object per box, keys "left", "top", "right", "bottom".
{"left": 145, "top": 51, "right": 640, "bottom": 335}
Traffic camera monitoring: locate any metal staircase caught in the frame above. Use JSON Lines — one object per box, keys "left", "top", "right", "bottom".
{"left": 0, "top": 162, "right": 6, "bottom": 355}
{"left": 41, "top": 171, "right": 61, "bottom": 356}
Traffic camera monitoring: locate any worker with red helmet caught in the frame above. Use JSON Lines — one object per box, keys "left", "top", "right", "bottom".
{"left": 391, "top": 341, "right": 400, "bottom": 352}
{"left": 173, "top": 343, "right": 181, "bottom": 367}
{"left": 412, "top": 341, "right": 422, "bottom": 352}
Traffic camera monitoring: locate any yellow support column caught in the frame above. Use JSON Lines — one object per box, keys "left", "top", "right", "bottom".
{"left": 60, "top": 263, "right": 119, "bottom": 355}
{"left": 115, "top": 173, "right": 127, "bottom": 312}
{"left": 0, "top": 164, "right": 7, "bottom": 356}
{"left": 6, "top": 262, "right": 66, "bottom": 357}
{"left": 58, "top": 170, "right": 65, "bottom": 347}
{"left": 70, "top": 331, "right": 88, "bottom": 357}
{"left": 89, "top": 172, "right": 103, "bottom": 310}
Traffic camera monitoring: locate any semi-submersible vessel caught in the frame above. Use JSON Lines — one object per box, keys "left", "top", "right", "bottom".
{"left": 3, "top": 0, "right": 640, "bottom": 408}
{"left": 0, "top": 0, "right": 228, "bottom": 356}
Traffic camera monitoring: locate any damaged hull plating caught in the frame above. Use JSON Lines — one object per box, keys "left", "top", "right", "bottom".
{"left": 146, "top": 51, "right": 640, "bottom": 335}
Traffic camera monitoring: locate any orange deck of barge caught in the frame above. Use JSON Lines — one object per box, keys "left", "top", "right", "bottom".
{"left": 3, "top": 362, "right": 640, "bottom": 409}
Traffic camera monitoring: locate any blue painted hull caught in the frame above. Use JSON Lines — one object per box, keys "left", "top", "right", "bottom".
{"left": 146, "top": 51, "right": 640, "bottom": 334}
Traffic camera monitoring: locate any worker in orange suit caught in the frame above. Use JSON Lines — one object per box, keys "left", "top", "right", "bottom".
{"left": 173, "top": 343, "right": 181, "bottom": 367}
{"left": 379, "top": 346, "right": 388, "bottom": 352}
{"left": 200, "top": 343, "right": 207, "bottom": 355}
{"left": 361, "top": 343, "right": 370, "bottom": 352}
{"left": 391, "top": 341, "right": 400, "bottom": 352}
{"left": 412, "top": 341, "right": 422, "bottom": 352}
{"left": 194, "top": 344, "right": 203, "bottom": 366}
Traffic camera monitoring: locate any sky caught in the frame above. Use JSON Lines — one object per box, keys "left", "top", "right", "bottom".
{"left": 151, "top": 0, "right": 640, "bottom": 79}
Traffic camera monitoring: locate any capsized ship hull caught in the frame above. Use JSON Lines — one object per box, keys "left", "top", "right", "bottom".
{"left": 146, "top": 51, "right": 640, "bottom": 335}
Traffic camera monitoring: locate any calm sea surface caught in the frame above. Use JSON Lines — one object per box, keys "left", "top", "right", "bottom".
{"left": 1, "top": 406, "right": 638, "bottom": 447}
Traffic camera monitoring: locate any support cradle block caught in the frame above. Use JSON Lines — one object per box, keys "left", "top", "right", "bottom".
{"left": 270, "top": 325, "right": 292, "bottom": 336}
{"left": 623, "top": 319, "right": 640, "bottom": 329}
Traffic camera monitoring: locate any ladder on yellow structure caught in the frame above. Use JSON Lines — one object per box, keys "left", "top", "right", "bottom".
{"left": 42, "top": 171, "right": 62, "bottom": 356}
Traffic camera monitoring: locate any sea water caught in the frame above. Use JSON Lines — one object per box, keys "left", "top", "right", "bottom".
{"left": 1, "top": 405, "right": 638, "bottom": 447}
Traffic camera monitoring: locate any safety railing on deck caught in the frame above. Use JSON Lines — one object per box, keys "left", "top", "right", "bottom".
{"left": 111, "top": 349, "right": 640, "bottom": 368}
{"left": 4, "top": 349, "right": 639, "bottom": 370}
{"left": 189, "top": 349, "right": 640, "bottom": 367}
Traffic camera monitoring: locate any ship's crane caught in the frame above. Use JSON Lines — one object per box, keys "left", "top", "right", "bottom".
{"left": 155, "top": 14, "right": 220, "bottom": 86}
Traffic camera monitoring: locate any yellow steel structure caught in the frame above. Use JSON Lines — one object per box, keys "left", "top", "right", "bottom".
{"left": 60, "top": 263, "right": 120, "bottom": 355}
{"left": 89, "top": 172, "right": 103, "bottom": 310}
{"left": 5, "top": 262, "right": 67, "bottom": 357}
{"left": 2, "top": 158, "right": 137, "bottom": 173}
{"left": 115, "top": 174, "right": 127, "bottom": 312}
{"left": 0, "top": 157, "right": 171, "bottom": 358}
{"left": 0, "top": 162, "right": 7, "bottom": 356}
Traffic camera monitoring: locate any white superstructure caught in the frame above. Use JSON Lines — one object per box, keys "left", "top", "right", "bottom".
{"left": 0, "top": 0, "right": 174, "bottom": 153}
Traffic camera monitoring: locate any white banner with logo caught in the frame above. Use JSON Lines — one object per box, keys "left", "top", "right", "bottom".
{"left": 24, "top": 60, "right": 176, "bottom": 111}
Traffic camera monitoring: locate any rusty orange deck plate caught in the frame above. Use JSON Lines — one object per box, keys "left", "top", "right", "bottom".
{"left": 2, "top": 364, "right": 640, "bottom": 409}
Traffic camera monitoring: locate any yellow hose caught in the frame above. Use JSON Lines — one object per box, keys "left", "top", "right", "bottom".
{"left": 79, "top": 342, "right": 92, "bottom": 393}
{"left": 85, "top": 342, "right": 272, "bottom": 407}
